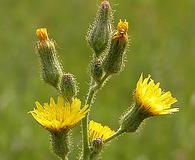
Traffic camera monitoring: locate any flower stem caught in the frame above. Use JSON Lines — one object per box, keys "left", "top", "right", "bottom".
{"left": 81, "top": 74, "right": 109, "bottom": 160}
{"left": 104, "top": 128, "right": 124, "bottom": 144}
{"left": 89, "top": 152, "right": 99, "bottom": 160}
{"left": 81, "top": 85, "right": 96, "bottom": 160}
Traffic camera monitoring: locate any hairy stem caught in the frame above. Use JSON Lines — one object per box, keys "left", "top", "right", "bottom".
{"left": 81, "top": 74, "right": 109, "bottom": 160}
{"left": 89, "top": 152, "right": 100, "bottom": 160}
{"left": 104, "top": 128, "right": 123, "bottom": 144}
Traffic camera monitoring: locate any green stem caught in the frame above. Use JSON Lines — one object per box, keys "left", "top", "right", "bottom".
{"left": 104, "top": 128, "right": 123, "bottom": 144}
{"left": 81, "top": 74, "right": 109, "bottom": 160}
{"left": 89, "top": 152, "right": 99, "bottom": 160}
{"left": 81, "top": 86, "right": 96, "bottom": 160}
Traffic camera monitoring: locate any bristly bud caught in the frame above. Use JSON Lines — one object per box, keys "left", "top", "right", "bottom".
{"left": 120, "top": 104, "right": 147, "bottom": 133}
{"left": 91, "top": 138, "right": 103, "bottom": 153}
{"left": 90, "top": 59, "right": 103, "bottom": 83}
{"left": 103, "top": 19, "right": 129, "bottom": 75}
{"left": 59, "top": 73, "right": 78, "bottom": 102}
{"left": 87, "top": 1, "right": 113, "bottom": 57}
{"left": 36, "top": 28, "right": 63, "bottom": 88}
{"left": 90, "top": 138, "right": 103, "bottom": 160}
{"left": 50, "top": 131, "right": 69, "bottom": 160}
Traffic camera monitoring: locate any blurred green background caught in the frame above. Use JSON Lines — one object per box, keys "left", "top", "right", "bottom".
{"left": 0, "top": 0, "right": 194, "bottom": 159}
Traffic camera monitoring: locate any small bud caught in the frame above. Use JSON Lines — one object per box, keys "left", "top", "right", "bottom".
{"left": 50, "top": 131, "right": 69, "bottom": 160}
{"left": 90, "top": 59, "right": 103, "bottom": 83}
{"left": 59, "top": 73, "right": 78, "bottom": 102}
{"left": 36, "top": 28, "right": 63, "bottom": 88}
{"left": 103, "top": 20, "right": 129, "bottom": 75}
{"left": 89, "top": 138, "right": 103, "bottom": 159}
{"left": 91, "top": 138, "right": 103, "bottom": 153}
{"left": 87, "top": 1, "right": 113, "bottom": 57}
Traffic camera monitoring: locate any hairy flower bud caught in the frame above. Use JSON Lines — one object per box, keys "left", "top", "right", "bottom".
{"left": 87, "top": 1, "right": 113, "bottom": 57}
{"left": 59, "top": 73, "right": 78, "bottom": 102}
{"left": 89, "top": 138, "right": 103, "bottom": 159}
{"left": 36, "top": 28, "right": 63, "bottom": 88}
{"left": 91, "top": 138, "right": 103, "bottom": 153}
{"left": 90, "top": 59, "right": 103, "bottom": 83}
{"left": 103, "top": 20, "right": 128, "bottom": 75}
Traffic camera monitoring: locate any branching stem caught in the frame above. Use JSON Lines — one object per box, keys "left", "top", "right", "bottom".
{"left": 81, "top": 74, "right": 109, "bottom": 160}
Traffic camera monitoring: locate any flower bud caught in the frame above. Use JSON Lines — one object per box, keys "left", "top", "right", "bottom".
{"left": 87, "top": 1, "right": 113, "bottom": 57}
{"left": 50, "top": 131, "right": 69, "bottom": 160}
{"left": 90, "top": 59, "right": 103, "bottom": 83}
{"left": 91, "top": 138, "right": 103, "bottom": 153}
{"left": 59, "top": 73, "right": 78, "bottom": 102}
{"left": 90, "top": 138, "right": 103, "bottom": 159}
{"left": 36, "top": 28, "right": 63, "bottom": 88}
{"left": 103, "top": 20, "right": 128, "bottom": 75}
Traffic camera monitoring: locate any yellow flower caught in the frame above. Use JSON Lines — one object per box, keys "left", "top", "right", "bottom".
{"left": 89, "top": 121, "right": 115, "bottom": 143}
{"left": 36, "top": 28, "right": 49, "bottom": 42}
{"left": 135, "top": 74, "right": 179, "bottom": 116}
{"left": 113, "top": 19, "right": 128, "bottom": 40}
{"left": 30, "top": 96, "right": 89, "bottom": 132}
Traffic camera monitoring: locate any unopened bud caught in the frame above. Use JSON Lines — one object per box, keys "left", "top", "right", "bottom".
{"left": 36, "top": 28, "right": 63, "bottom": 88}
{"left": 50, "top": 131, "right": 69, "bottom": 160}
{"left": 59, "top": 73, "right": 78, "bottom": 102}
{"left": 90, "top": 59, "right": 103, "bottom": 83}
{"left": 103, "top": 20, "right": 129, "bottom": 75}
{"left": 92, "top": 138, "right": 103, "bottom": 153}
{"left": 87, "top": 1, "right": 113, "bottom": 57}
{"left": 90, "top": 138, "right": 103, "bottom": 160}
{"left": 120, "top": 104, "right": 147, "bottom": 133}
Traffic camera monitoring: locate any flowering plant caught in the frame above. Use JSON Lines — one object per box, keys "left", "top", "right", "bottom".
{"left": 29, "top": 1, "right": 179, "bottom": 160}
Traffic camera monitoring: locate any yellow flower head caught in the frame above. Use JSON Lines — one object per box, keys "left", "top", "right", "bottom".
{"left": 89, "top": 121, "right": 115, "bottom": 143}
{"left": 114, "top": 19, "right": 128, "bottom": 39}
{"left": 30, "top": 96, "right": 89, "bottom": 132}
{"left": 36, "top": 28, "right": 49, "bottom": 42}
{"left": 135, "top": 74, "right": 179, "bottom": 116}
